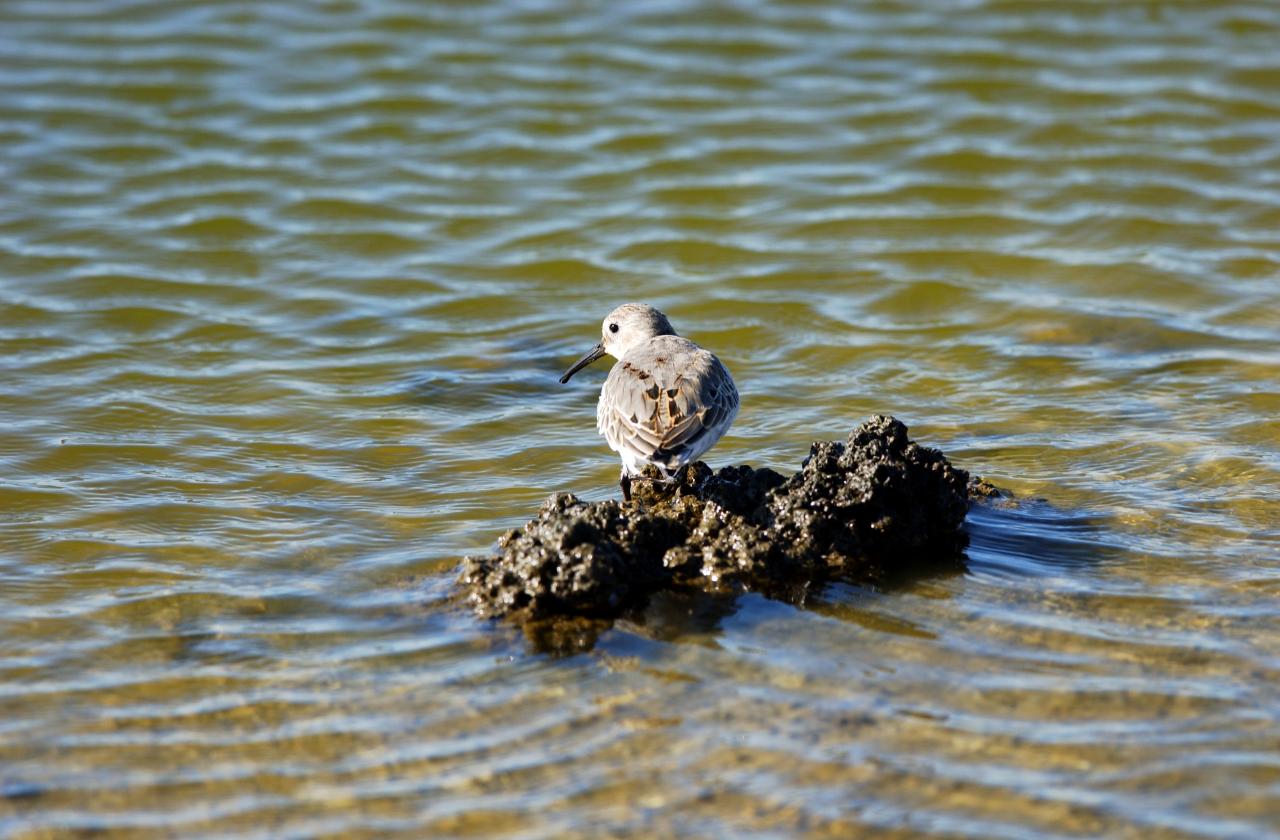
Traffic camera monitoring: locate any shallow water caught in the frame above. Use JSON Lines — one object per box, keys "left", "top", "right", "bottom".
{"left": 2, "top": 0, "right": 1279, "bottom": 836}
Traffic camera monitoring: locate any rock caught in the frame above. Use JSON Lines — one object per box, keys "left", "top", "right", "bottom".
{"left": 459, "top": 415, "right": 972, "bottom": 623}
{"left": 458, "top": 491, "right": 683, "bottom": 619}
{"left": 968, "top": 475, "right": 1003, "bottom": 499}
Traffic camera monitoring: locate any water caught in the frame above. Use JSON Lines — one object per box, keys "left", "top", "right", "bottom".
{"left": 2, "top": 0, "right": 1278, "bottom": 836}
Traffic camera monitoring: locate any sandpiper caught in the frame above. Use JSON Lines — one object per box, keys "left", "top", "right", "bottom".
{"left": 560, "top": 303, "right": 739, "bottom": 501}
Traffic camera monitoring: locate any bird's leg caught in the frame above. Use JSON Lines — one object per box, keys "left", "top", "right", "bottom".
{"left": 653, "top": 466, "right": 688, "bottom": 499}
{"left": 620, "top": 470, "right": 632, "bottom": 502}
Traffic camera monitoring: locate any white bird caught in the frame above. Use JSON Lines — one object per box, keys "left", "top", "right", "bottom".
{"left": 560, "top": 303, "right": 739, "bottom": 501}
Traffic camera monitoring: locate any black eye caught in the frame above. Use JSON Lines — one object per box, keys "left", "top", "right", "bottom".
{"left": 609, "top": 323, "right": 619, "bottom": 333}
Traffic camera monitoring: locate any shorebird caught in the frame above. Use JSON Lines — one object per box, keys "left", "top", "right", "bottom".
{"left": 559, "top": 303, "right": 739, "bottom": 501}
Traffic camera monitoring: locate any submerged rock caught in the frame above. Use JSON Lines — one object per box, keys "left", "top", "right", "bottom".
{"left": 459, "top": 415, "right": 971, "bottom": 623}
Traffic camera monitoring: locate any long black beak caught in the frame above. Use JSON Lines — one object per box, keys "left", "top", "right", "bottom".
{"left": 559, "top": 342, "right": 607, "bottom": 383}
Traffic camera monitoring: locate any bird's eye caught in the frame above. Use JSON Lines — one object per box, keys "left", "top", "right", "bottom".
{"left": 609, "top": 323, "right": 619, "bottom": 333}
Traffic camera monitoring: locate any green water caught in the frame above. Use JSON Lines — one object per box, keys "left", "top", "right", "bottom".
{"left": 2, "top": 0, "right": 1278, "bottom": 836}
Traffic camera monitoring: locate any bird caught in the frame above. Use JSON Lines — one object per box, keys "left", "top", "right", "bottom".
{"left": 559, "top": 303, "right": 739, "bottom": 502}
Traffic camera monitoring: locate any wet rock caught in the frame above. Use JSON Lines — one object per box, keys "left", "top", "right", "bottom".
{"left": 968, "top": 475, "right": 1003, "bottom": 499}
{"left": 459, "top": 415, "right": 972, "bottom": 623}
{"left": 458, "top": 491, "right": 684, "bottom": 619}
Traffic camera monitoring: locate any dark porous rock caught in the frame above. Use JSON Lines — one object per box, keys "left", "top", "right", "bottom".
{"left": 458, "top": 491, "right": 684, "bottom": 619}
{"left": 968, "top": 475, "right": 1003, "bottom": 499}
{"left": 460, "top": 415, "right": 972, "bottom": 625}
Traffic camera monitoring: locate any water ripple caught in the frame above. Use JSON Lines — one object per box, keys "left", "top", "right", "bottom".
{"left": 1, "top": 0, "right": 1278, "bottom": 836}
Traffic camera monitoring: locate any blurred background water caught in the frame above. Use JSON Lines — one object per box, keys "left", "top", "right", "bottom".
{"left": 1, "top": 0, "right": 1278, "bottom": 836}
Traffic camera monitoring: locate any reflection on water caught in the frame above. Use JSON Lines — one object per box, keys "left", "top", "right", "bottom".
{"left": 2, "top": 0, "right": 1279, "bottom": 835}
{"left": 966, "top": 498, "right": 1119, "bottom": 578}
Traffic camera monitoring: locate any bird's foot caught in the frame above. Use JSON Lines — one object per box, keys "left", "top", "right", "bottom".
{"left": 625, "top": 466, "right": 689, "bottom": 506}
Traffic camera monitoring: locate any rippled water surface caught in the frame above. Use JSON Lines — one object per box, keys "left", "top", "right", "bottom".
{"left": 2, "top": 0, "right": 1279, "bottom": 836}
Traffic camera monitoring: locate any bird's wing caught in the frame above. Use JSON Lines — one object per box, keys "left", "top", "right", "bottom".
{"left": 597, "top": 345, "right": 738, "bottom": 469}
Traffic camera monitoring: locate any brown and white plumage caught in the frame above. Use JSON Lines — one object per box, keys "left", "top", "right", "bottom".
{"left": 560, "top": 303, "right": 739, "bottom": 500}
